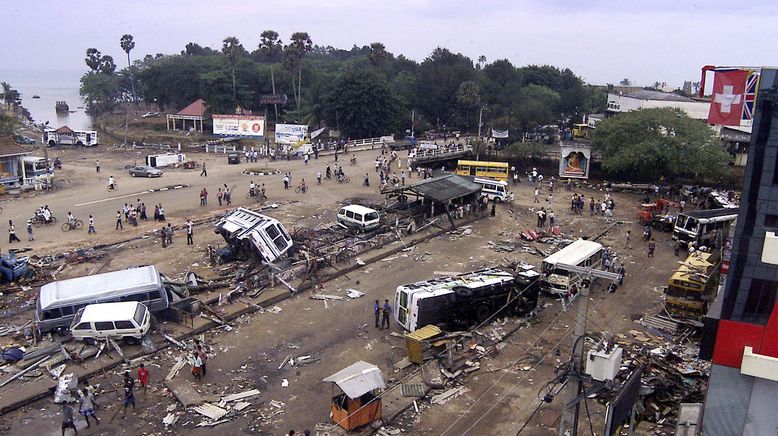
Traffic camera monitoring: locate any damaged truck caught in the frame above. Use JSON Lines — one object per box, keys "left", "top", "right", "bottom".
{"left": 214, "top": 207, "right": 293, "bottom": 263}
{"left": 394, "top": 267, "right": 540, "bottom": 332}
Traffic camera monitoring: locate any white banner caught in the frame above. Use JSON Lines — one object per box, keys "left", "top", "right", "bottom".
{"left": 212, "top": 115, "right": 265, "bottom": 137}
{"left": 275, "top": 124, "right": 309, "bottom": 144}
{"left": 310, "top": 127, "right": 326, "bottom": 139}
{"left": 491, "top": 129, "right": 509, "bottom": 138}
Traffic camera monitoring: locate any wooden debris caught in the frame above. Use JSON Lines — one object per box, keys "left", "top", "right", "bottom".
{"left": 165, "top": 357, "right": 186, "bottom": 381}
{"left": 0, "top": 356, "right": 48, "bottom": 387}
{"left": 162, "top": 334, "right": 186, "bottom": 349}
{"left": 163, "top": 413, "right": 179, "bottom": 428}
{"left": 221, "top": 389, "right": 261, "bottom": 403}
{"left": 431, "top": 386, "right": 468, "bottom": 405}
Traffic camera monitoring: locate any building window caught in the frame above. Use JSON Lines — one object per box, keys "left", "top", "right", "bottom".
{"left": 743, "top": 279, "right": 778, "bottom": 324}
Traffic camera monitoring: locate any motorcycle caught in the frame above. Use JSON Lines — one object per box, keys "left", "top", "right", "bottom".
{"left": 30, "top": 213, "right": 57, "bottom": 228}
{"left": 53, "top": 158, "right": 62, "bottom": 170}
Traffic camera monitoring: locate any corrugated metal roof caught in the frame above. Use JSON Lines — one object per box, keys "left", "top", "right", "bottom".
{"left": 623, "top": 90, "right": 693, "bottom": 102}
{"left": 0, "top": 135, "right": 30, "bottom": 158}
{"left": 407, "top": 174, "right": 482, "bottom": 203}
{"left": 176, "top": 99, "right": 207, "bottom": 117}
{"left": 323, "top": 361, "right": 385, "bottom": 398}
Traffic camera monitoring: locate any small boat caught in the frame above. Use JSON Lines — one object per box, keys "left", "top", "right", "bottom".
{"left": 32, "top": 95, "right": 40, "bottom": 99}
{"left": 55, "top": 101, "right": 69, "bottom": 113}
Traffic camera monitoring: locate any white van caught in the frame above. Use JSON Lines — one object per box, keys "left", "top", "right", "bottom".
{"left": 70, "top": 301, "right": 152, "bottom": 344}
{"left": 474, "top": 178, "right": 513, "bottom": 202}
{"left": 337, "top": 205, "right": 380, "bottom": 231}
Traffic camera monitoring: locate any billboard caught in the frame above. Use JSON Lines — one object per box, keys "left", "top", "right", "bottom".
{"left": 212, "top": 115, "right": 265, "bottom": 137}
{"left": 559, "top": 144, "right": 591, "bottom": 179}
{"left": 275, "top": 124, "right": 308, "bottom": 145}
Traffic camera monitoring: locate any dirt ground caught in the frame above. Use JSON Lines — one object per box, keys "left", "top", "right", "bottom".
{"left": 0, "top": 143, "right": 684, "bottom": 435}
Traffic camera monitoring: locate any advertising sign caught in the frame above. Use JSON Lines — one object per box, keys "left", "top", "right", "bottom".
{"left": 212, "top": 115, "right": 265, "bottom": 137}
{"left": 275, "top": 124, "right": 309, "bottom": 145}
{"left": 559, "top": 144, "right": 591, "bottom": 179}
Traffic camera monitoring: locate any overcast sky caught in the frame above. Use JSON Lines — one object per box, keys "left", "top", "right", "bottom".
{"left": 1, "top": 0, "right": 775, "bottom": 87}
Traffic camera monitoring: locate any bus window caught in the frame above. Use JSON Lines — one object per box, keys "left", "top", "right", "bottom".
{"left": 684, "top": 218, "right": 698, "bottom": 231}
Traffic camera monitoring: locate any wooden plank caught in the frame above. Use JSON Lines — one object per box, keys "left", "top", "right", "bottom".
{"left": 165, "top": 357, "right": 186, "bottom": 381}
{"left": 163, "top": 378, "right": 204, "bottom": 407}
{"left": 220, "top": 389, "right": 261, "bottom": 403}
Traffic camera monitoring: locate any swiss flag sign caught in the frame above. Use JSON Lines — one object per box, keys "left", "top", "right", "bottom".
{"left": 707, "top": 70, "right": 749, "bottom": 125}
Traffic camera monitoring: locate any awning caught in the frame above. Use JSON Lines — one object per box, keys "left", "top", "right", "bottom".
{"left": 323, "top": 361, "right": 385, "bottom": 399}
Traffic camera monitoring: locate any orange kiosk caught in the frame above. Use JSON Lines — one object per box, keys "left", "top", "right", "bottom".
{"left": 323, "top": 361, "right": 385, "bottom": 431}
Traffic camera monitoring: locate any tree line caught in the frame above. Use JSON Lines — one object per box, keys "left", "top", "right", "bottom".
{"left": 80, "top": 32, "right": 607, "bottom": 139}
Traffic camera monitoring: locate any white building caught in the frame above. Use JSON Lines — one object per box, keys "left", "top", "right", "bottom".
{"left": 606, "top": 90, "right": 711, "bottom": 120}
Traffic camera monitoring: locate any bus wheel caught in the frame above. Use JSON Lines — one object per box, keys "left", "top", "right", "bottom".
{"left": 476, "top": 304, "right": 492, "bottom": 322}
{"left": 453, "top": 286, "right": 473, "bottom": 298}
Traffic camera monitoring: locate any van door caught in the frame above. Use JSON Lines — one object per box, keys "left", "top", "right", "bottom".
{"left": 354, "top": 213, "right": 363, "bottom": 226}
{"left": 93, "top": 321, "right": 115, "bottom": 338}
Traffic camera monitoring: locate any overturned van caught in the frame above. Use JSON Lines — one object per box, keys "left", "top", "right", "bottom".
{"left": 214, "top": 207, "right": 293, "bottom": 263}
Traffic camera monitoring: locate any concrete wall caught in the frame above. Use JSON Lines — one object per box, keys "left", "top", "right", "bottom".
{"left": 606, "top": 93, "right": 710, "bottom": 120}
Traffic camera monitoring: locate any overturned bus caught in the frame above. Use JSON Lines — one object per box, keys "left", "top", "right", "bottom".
{"left": 395, "top": 267, "right": 540, "bottom": 332}
{"left": 214, "top": 207, "right": 293, "bottom": 263}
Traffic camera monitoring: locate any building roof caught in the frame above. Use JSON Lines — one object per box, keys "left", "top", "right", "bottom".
{"left": 622, "top": 90, "right": 693, "bottom": 102}
{"left": 0, "top": 135, "right": 30, "bottom": 158}
{"left": 394, "top": 174, "right": 482, "bottom": 203}
{"left": 54, "top": 125, "right": 75, "bottom": 134}
{"left": 176, "top": 99, "right": 207, "bottom": 117}
{"left": 323, "top": 361, "right": 385, "bottom": 398}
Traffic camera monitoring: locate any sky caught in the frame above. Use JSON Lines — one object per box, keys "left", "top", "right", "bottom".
{"left": 1, "top": 0, "right": 776, "bottom": 87}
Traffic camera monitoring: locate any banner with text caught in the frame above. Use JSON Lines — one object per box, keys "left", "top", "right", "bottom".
{"left": 212, "top": 115, "right": 265, "bottom": 137}
{"left": 275, "top": 124, "right": 309, "bottom": 144}
{"left": 491, "top": 129, "right": 509, "bottom": 139}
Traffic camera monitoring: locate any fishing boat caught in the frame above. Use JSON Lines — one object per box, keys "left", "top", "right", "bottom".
{"left": 32, "top": 95, "right": 40, "bottom": 99}
{"left": 55, "top": 101, "right": 69, "bottom": 113}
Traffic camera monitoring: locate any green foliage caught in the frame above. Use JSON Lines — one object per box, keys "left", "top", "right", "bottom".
{"left": 85, "top": 48, "right": 101, "bottom": 71}
{"left": 1, "top": 82, "right": 21, "bottom": 109}
{"left": 80, "top": 72, "right": 122, "bottom": 115}
{"left": 0, "top": 110, "right": 16, "bottom": 134}
{"left": 505, "top": 141, "right": 547, "bottom": 164}
{"left": 323, "top": 68, "right": 404, "bottom": 138}
{"left": 592, "top": 108, "right": 730, "bottom": 180}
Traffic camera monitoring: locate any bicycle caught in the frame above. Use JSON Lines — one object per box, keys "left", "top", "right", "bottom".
{"left": 61, "top": 219, "right": 84, "bottom": 232}
{"left": 295, "top": 185, "right": 308, "bottom": 194}
{"left": 30, "top": 214, "right": 58, "bottom": 228}
{"left": 337, "top": 176, "right": 351, "bottom": 184}
{"left": 107, "top": 182, "right": 119, "bottom": 191}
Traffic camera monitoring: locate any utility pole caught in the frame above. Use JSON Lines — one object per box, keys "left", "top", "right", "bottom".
{"left": 411, "top": 109, "right": 415, "bottom": 138}
{"left": 559, "top": 284, "right": 590, "bottom": 436}
{"left": 477, "top": 106, "right": 484, "bottom": 141}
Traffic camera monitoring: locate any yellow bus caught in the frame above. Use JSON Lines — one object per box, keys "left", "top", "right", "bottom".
{"left": 455, "top": 160, "right": 509, "bottom": 182}
{"left": 665, "top": 250, "right": 721, "bottom": 319}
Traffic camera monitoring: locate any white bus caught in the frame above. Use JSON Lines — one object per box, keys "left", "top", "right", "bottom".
{"left": 673, "top": 208, "right": 739, "bottom": 247}
{"left": 541, "top": 239, "right": 604, "bottom": 296}
{"left": 43, "top": 128, "right": 99, "bottom": 147}
{"left": 395, "top": 268, "right": 540, "bottom": 331}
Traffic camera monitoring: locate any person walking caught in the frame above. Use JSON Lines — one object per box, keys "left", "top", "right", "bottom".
{"left": 26, "top": 220, "right": 34, "bottom": 241}
{"left": 224, "top": 187, "right": 231, "bottom": 205}
{"left": 197, "top": 345, "right": 208, "bottom": 377}
{"left": 217, "top": 188, "right": 223, "bottom": 206}
{"left": 381, "top": 299, "right": 391, "bottom": 329}
{"left": 158, "top": 204, "right": 166, "bottom": 221}
{"left": 199, "top": 189, "right": 206, "bottom": 206}
{"left": 61, "top": 403, "right": 78, "bottom": 435}
{"left": 88, "top": 215, "right": 96, "bottom": 234}
{"left": 122, "top": 372, "right": 136, "bottom": 416}
{"left": 534, "top": 187, "right": 540, "bottom": 203}
{"left": 191, "top": 351, "right": 203, "bottom": 381}
{"left": 624, "top": 230, "right": 632, "bottom": 250}
{"left": 490, "top": 199, "right": 496, "bottom": 217}
{"left": 137, "top": 363, "right": 149, "bottom": 394}
{"left": 648, "top": 238, "right": 656, "bottom": 258}
{"left": 283, "top": 174, "right": 289, "bottom": 190}
{"left": 548, "top": 209, "right": 555, "bottom": 228}
{"left": 140, "top": 203, "right": 147, "bottom": 220}
{"left": 200, "top": 162, "right": 207, "bottom": 177}
{"left": 364, "top": 173, "right": 370, "bottom": 187}
{"left": 96, "top": 159, "right": 100, "bottom": 173}
{"left": 115, "top": 212, "right": 123, "bottom": 230}
{"left": 78, "top": 388, "right": 100, "bottom": 427}
{"left": 186, "top": 220, "right": 194, "bottom": 245}
{"left": 166, "top": 223, "right": 173, "bottom": 245}
{"left": 373, "top": 300, "right": 380, "bottom": 328}
{"left": 8, "top": 220, "right": 20, "bottom": 243}
{"left": 401, "top": 171, "right": 405, "bottom": 185}
{"left": 618, "top": 265, "right": 626, "bottom": 286}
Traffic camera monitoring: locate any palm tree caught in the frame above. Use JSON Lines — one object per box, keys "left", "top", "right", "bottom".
{"left": 120, "top": 34, "right": 137, "bottom": 113}
{"left": 1, "top": 82, "right": 11, "bottom": 109}
{"left": 259, "top": 30, "right": 283, "bottom": 121}
{"left": 619, "top": 78, "right": 632, "bottom": 86}
{"left": 477, "top": 55, "right": 487, "bottom": 69}
{"left": 85, "top": 48, "right": 102, "bottom": 72}
{"left": 222, "top": 36, "right": 243, "bottom": 107}
{"left": 368, "top": 42, "right": 387, "bottom": 66}
{"left": 289, "top": 32, "right": 313, "bottom": 111}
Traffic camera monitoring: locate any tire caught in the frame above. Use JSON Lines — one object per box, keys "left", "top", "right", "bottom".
{"left": 495, "top": 197, "right": 502, "bottom": 203}
{"left": 122, "top": 336, "right": 139, "bottom": 345}
{"left": 130, "top": 172, "right": 136, "bottom": 177}
{"left": 75, "top": 220, "right": 83, "bottom": 229}
{"left": 61, "top": 222, "right": 70, "bottom": 232}
{"left": 453, "top": 286, "right": 473, "bottom": 298}
{"left": 31, "top": 216, "right": 42, "bottom": 228}
{"left": 475, "top": 304, "right": 492, "bottom": 322}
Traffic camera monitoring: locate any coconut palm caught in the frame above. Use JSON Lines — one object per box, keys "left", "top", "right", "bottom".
{"left": 289, "top": 32, "right": 313, "bottom": 111}
{"left": 222, "top": 36, "right": 243, "bottom": 107}
{"left": 85, "top": 48, "right": 102, "bottom": 72}
{"left": 259, "top": 30, "right": 283, "bottom": 121}
{"left": 368, "top": 42, "right": 387, "bottom": 66}
{"left": 120, "top": 34, "right": 137, "bottom": 112}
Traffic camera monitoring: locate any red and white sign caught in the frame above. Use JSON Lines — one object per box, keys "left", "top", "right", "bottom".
{"left": 707, "top": 70, "right": 749, "bottom": 126}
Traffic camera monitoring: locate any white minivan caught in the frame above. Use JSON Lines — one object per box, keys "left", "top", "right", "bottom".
{"left": 474, "top": 178, "right": 513, "bottom": 202}
{"left": 70, "top": 302, "right": 152, "bottom": 344}
{"left": 337, "top": 205, "right": 381, "bottom": 231}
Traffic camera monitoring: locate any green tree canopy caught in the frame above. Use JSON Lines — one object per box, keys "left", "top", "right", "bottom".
{"left": 323, "top": 68, "right": 404, "bottom": 138}
{"left": 592, "top": 107, "right": 730, "bottom": 181}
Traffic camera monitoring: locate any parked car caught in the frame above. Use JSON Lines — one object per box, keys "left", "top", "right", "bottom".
{"left": 11, "top": 134, "right": 36, "bottom": 145}
{"left": 141, "top": 111, "right": 160, "bottom": 118}
{"left": 227, "top": 152, "right": 241, "bottom": 164}
{"left": 129, "top": 165, "right": 163, "bottom": 177}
